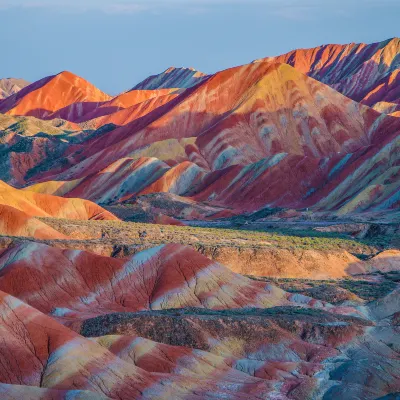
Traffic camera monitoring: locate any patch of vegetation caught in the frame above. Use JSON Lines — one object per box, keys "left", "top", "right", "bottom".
{"left": 25, "top": 146, "right": 70, "bottom": 180}
{"left": 383, "top": 271, "right": 400, "bottom": 282}
{"left": 39, "top": 217, "right": 379, "bottom": 254}
{"left": 81, "top": 306, "right": 371, "bottom": 337}
{"left": 9, "top": 137, "right": 34, "bottom": 153}
{"left": 248, "top": 275, "right": 397, "bottom": 303}
{"left": 339, "top": 279, "right": 397, "bottom": 302}
{"left": 118, "top": 306, "right": 335, "bottom": 318}
{"left": 230, "top": 207, "right": 283, "bottom": 227}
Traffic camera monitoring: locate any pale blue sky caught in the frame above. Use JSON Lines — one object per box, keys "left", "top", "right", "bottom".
{"left": 0, "top": 0, "right": 399, "bottom": 94}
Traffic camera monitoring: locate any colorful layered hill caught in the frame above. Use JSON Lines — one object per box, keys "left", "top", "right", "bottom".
{"left": 0, "top": 180, "right": 117, "bottom": 220}
{"left": 0, "top": 78, "right": 30, "bottom": 100}
{"left": 0, "top": 38, "right": 399, "bottom": 216}
{"left": 11, "top": 61, "right": 400, "bottom": 214}
{"left": 85, "top": 90, "right": 180, "bottom": 129}
{"left": 0, "top": 180, "right": 118, "bottom": 238}
{"left": 259, "top": 37, "right": 400, "bottom": 110}
{"left": 29, "top": 61, "right": 396, "bottom": 176}
{"left": 0, "top": 204, "right": 67, "bottom": 239}
{"left": 133, "top": 66, "right": 209, "bottom": 90}
{"left": 0, "top": 112, "right": 79, "bottom": 136}
{"left": 0, "top": 72, "right": 181, "bottom": 127}
{"left": 70, "top": 87, "right": 180, "bottom": 127}
{"left": 0, "top": 71, "right": 111, "bottom": 119}
{"left": 0, "top": 239, "right": 397, "bottom": 399}
{"left": 1, "top": 38, "right": 399, "bottom": 400}
{"left": 0, "top": 242, "right": 326, "bottom": 326}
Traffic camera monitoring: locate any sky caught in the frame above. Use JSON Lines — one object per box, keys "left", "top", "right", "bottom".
{"left": 0, "top": 0, "right": 399, "bottom": 94}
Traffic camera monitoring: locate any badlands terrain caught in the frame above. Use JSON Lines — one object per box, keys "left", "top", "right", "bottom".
{"left": 0, "top": 38, "right": 399, "bottom": 399}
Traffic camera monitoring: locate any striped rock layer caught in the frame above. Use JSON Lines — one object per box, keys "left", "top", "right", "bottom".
{"left": 0, "top": 38, "right": 400, "bottom": 216}
{"left": 0, "top": 241, "right": 397, "bottom": 399}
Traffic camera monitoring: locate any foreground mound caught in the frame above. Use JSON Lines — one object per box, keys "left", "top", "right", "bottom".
{"left": 0, "top": 290, "right": 287, "bottom": 399}
{"left": 0, "top": 204, "right": 67, "bottom": 239}
{"left": 0, "top": 238, "right": 397, "bottom": 399}
{"left": 0, "top": 241, "right": 340, "bottom": 328}
{"left": 0, "top": 181, "right": 118, "bottom": 221}
{"left": 80, "top": 306, "right": 399, "bottom": 400}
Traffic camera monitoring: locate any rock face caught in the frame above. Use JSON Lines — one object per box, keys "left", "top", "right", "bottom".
{"left": 46, "top": 62, "right": 393, "bottom": 174}
{"left": 0, "top": 290, "right": 314, "bottom": 399}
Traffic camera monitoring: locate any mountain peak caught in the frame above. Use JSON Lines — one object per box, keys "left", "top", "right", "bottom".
{"left": 0, "top": 70, "right": 111, "bottom": 117}
{"left": 133, "top": 66, "right": 209, "bottom": 90}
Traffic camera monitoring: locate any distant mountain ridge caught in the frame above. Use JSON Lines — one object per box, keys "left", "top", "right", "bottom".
{"left": 257, "top": 37, "right": 400, "bottom": 111}
{"left": 0, "top": 78, "right": 30, "bottom": 100}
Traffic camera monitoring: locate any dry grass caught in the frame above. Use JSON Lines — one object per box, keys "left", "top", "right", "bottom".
{"left": 39, "top": 217, "right": 378, "bottom": 254}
